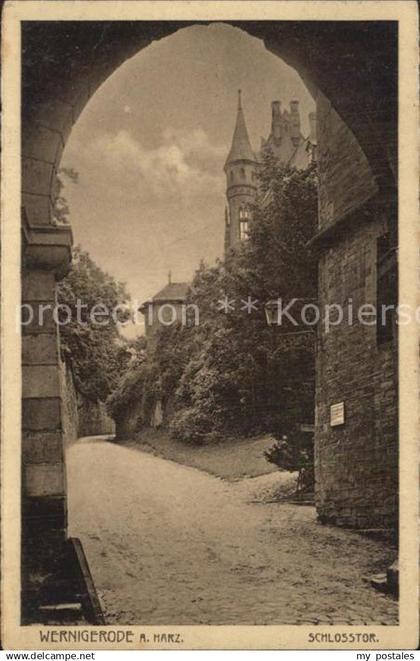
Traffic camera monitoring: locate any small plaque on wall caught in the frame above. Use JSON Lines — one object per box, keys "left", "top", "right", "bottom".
{"left": 330, "top": 402, "right": 345, "bottom": 427}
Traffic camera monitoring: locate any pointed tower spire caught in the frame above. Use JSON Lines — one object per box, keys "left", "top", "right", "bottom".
{"left": 224, "top": 90, "right": 256, "bottom": 168}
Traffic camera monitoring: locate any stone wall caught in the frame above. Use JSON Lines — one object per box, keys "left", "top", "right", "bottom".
{"left": 314, "top": 93, "right": 398, "bottom": 530}
{"left": 113, "top": 387, "right": 165, "bottom": 440}
{"left": 22, "top": 269, "right": 68, "bottom": 545}
{"left": 21, "top": 268, "right": 70, "bottom": 617}
{"left": 114, "top": 400, "right": 144, "bottom": 441}
{"left": 61, "top": 362, "right": 115, "bottom": 444}
{"left": 78, "top": 398, "right": 115, "bottom": 437}
{"left": 315, "top": 216, "right": 398, "bottom": 528}
{"left": 316, "top": 92, "right": 379, "bottom": 232}
{"left": 59, "top": 358, "right": 79, "bottom": 447}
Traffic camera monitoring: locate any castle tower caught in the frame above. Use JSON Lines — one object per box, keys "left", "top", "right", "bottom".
{"left": 261, "top": 99, "right": 316, "bottom": 170}
{"left": 307, "top": 111, "right": 317, "bottom": 163}
{"left": 224, "top": 90, "right": 257, "bottom": 254}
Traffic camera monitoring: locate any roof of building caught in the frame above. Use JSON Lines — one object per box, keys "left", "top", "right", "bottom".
{"left": 139, "top": 281, "right": 190, "bottom": 313}
{"left": 152, "top": 281, "right": 189, "bottom": 302}
{"left": 225, "top": 90, "right": 256, "bottom": 167}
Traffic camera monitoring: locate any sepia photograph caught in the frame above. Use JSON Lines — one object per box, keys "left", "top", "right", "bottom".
{"left": 1, "top": 0, "right": 418, "bottom": 651}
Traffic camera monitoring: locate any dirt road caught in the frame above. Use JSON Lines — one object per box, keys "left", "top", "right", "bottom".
{"left": 66, "top": 436, "right": 397, "bottom": 625}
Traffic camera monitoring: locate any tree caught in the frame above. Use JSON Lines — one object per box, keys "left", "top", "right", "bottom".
{"left": 57, "top": 246, "right": 131, "bottom": 402}
{"left": 53, "top": 167, "right": 79, "bottom": 225}
{"left": 106, "top": 352, "right": 149, "bottom": 425}
{"left": 264, "top": 431, "right": 314, "bottom": 494}
{"left": 109, "top": 156, "right": 318, "bottom": 448}
{"left": 52, "top": 166, "right": 131, "bottom": 402}
{"left": 167, "top": 160, "right": 317, "bottom": 443}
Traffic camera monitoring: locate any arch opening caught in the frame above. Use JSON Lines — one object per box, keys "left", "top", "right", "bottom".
{"left": 21, "top": 18, "right": 398, "bottom": 626}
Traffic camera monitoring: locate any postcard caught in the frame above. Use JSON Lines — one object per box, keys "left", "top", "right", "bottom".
{"left": 1, "top": 0, "right": 418, "bottom": 650}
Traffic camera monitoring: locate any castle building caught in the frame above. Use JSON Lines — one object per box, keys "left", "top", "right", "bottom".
{"left": 143, "top": 92, "right": 317, "bottom": 340}
{"left": 224, "top": 91, "right": 317, "bottom": 254}
{"left": 139, "top": 277, "right": 189, "bottom": 347}
{"left": 261, "top": 101, "right": 317, "bottom": 168}
{"left": 224, "top": 91, "right": 258, "bottom": 254}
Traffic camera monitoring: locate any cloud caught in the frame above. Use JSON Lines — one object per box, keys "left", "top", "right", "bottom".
{"left": 162, "top": 127, "right": 225, "bottom": 161}
{"left": 65, "top": 126, "right": 225, "bottom": 201}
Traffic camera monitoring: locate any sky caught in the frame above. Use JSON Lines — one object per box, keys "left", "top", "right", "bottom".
{"left": 62, "top": 23, "right": 315, "bottom": 335}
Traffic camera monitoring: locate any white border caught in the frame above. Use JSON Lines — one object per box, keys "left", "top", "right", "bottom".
{"left": 1, "top": 0, "right": 418, "bottom": 650}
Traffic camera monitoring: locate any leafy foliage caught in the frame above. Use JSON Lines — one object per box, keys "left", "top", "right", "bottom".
{"left": 106, "top": 359, "right": 149, "bottom": 422}
{"left": 264, "top": 432, "right": 315, "bottom": 493}
{"left": 112, "top": 157, "right": 318, "bottom": 449}
{"left": 166, "top": 160, "right": 317, "bottom": 444}
{"left": 53, "top": 167, "right": 137, "bottom": 404}
{"left": 58, "top": 246, "right": 131, "bottom": 401}
{"left": 53, "top": 167, "right": 79, "bottom": 225}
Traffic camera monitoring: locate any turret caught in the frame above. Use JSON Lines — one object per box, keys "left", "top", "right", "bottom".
{"left": 308, "top": 111, "right": 317, "bottom": 144}
{"left": 262, "top": 96, "right": 307, "bottom": 167}
{"left": 290, "top": 100, "right": 301, "bottom": 146}
{"left": 271, "top": 100, "right": 282, "bottom": 139}
{"left": 307, "top": 111, "right": 317, "bottom": 163}
{"left": 224, "top": 90, "right": 257, "bottom": 254}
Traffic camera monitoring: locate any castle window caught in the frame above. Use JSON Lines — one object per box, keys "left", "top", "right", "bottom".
{"left": 230, "top": 171, "right": 234, "bottom": 182}
{"left": 376, "top": 233, "right": 397, "bottom": 345}
{"left": 239, "top": 207, "right": 251, "bottom": 240}
{"left": 240, "top": 167, "right": 245, "bottom": 179}
{"left": 239, "top": 219, "right": 249, "bottom": 241}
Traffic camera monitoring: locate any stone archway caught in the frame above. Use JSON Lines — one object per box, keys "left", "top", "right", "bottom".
{"left": 21, "top": 20, "right": 398, "bottom": 608}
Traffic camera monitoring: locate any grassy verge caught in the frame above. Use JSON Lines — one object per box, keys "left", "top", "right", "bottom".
{"left": 116, "top": 429, "right": 279, "bottom": 481}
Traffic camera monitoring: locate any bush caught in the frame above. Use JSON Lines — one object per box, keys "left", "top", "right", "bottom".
{"left": 58, "top": 247, "right": 131, "bottom": 402}
{"left": 106, "top": 364, "right": 149, "bottom": 420}
{"left": 264, "top": 430, "right": 314, "bottom": 493}
{"left": 169, "top": 407, "right": 223, "bottom": 445}
{"left": 107, "top": 160, "right": 317, "bottom": 445}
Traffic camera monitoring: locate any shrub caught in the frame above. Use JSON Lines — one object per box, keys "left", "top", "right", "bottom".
{"left": 264, "top": 430, "right": 314, "bottom": 493}
{"left": 107, "top": 160, "right": 317, "bottom": 445}
{"left": 106, "top": 364, "right": 149, "bottom": 420}
{"left": 170, "top": 407, "right": 223, "bottom": 445}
